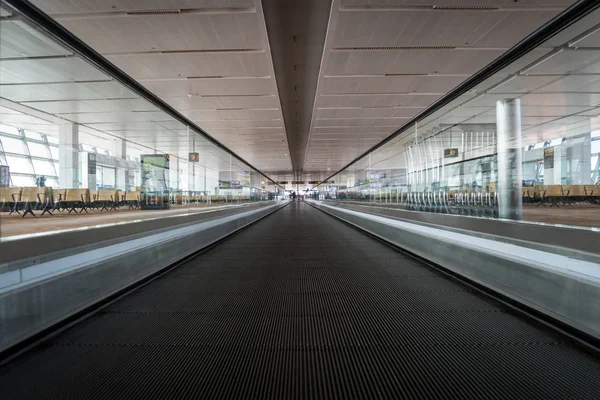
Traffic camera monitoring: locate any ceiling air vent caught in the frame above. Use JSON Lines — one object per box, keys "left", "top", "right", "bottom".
{"left": 335, "top": 46, "right": 455, "bottom": 51}
{"left": 187, "top": 75, "right": 223, "bottom": 79}
{"left": 126, "top": 9, "right": 181, "bottom": 15}
{"left": 385, "top": 73, "right": 427, "bottom": 76}
{"left": 432, "top": 5, "right": 499, "bottom": 11}
{"left": 161, "top": 49, "right": 258, "bottom": 54}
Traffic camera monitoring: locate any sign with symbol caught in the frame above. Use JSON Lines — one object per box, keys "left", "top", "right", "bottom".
{"left": 189, "top": 152, "right": 199, "bottom": 162}
{"left": 444, "top": 148, "right": 459, "bottom": 158}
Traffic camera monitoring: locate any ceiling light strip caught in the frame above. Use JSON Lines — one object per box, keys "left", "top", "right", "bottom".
{"left": 332, "top": 46, "right": 456, "bottom": 51}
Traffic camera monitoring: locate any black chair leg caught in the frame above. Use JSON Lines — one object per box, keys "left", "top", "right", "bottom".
{"left": 21, "top": 206, "right": 35, "bottom": 217}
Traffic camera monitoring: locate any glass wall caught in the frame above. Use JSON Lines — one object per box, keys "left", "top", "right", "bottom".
{"left": 315, "top": 10, "right": 600, "bottom": 229}
{"left": 0, "top": 3, "right": 282, "bottom": 239}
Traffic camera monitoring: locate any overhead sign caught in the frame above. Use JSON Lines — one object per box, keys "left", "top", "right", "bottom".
{"left": 189, "top": 152, "right": 199, "bottom": 162}
{"left": 444, "top": 148, "right": 459, "bottom": 158}
{"left": 308, "top": 180, "right": 334, "bottom": 185}
{"left": 292, "top": 181, "right": 305, "bottom": 184}
{"left": 268, "top": 181, "right": 288, "bottom": 185}
{"left": 544, "top": 147, "right": 554, "bottom": 169}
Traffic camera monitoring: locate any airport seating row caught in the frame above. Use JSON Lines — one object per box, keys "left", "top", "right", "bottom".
{"left": 168, "top": 192, "right": 254, "bottom": 205}
{"left": 523, "top": 184, "right": 600, "bottom": 207}
{"left": 338, "top": 183, "right": 599, "bottom": 217}
{"left": 0, "top": 187, "right": 141, "bottom": 217}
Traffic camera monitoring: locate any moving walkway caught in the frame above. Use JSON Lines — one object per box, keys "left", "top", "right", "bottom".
{"left": 1, "top": 202, "right": 598, "bottom": 399}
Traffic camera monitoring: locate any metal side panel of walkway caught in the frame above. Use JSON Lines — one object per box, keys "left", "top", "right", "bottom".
{"left": 1, "top": 202, "right": 599, "bottom": 399}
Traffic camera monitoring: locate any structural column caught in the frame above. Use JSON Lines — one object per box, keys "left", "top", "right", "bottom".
{"left": 115, "top": 138, "right": 128, "bottom": 190}
{"left": 59, "top": 123, "right": 80, "bottom": 188}
{"left": 496, "top": 99, "right": 523, "bottom": 220}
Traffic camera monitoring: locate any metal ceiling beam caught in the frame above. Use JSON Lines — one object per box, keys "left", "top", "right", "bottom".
{"left": 314, "top": 0, "right": 600, "bottom": 188}
{"left": 2, "top": 0, "right": 282, "bottom": 186}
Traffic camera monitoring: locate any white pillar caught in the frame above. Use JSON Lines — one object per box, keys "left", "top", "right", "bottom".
{"left": 115, "top": 138, "right": 127, "bottom": 190}
{"left": 496, "top": 99, "right": 523, "bottom": 220}
{"left": 59, "top": 123, "right": 79, "bottom": 188}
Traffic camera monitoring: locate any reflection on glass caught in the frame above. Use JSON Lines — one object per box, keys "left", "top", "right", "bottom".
{"left": 0, "top": 3, "right": 280, "bottom": 240}
{"left": 315, "top": 12, "right": 600, "bottom": 229}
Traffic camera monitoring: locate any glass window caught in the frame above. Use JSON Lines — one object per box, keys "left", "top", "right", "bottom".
{"left": 54, "top": 162, "right": 59, "bottom": 173}
{"left": 31, "top": 159, "right": 55, "bottom": 175}
{"left": 1, "top": 136, "right": 25, "bottom": 154}
{"left": 49, "top": 146, "right": 59, "bottom": 160}
{"left": 28, "top": 141, "right": 50, "bottom": 158}
{"left": 5, "top": 155, "right": 32, "bottom": 173}
{"left": 81, "top": 144, "right": 94, "bottom": 152}
{"left": 45, "top": 178, "right": 59, "bottom": 188}
{"left": 24, "top": 131, "right": 44, "bottom": 141}
{"left": 10, "top": 175, "right": 34, "bottom": 187}
{"left": 47, "top": 135, "right": 59, "bottom": 145}
{"left": 0, "top": 124, "right": 19, "bottom": 136}
{"left": 592, "top": 140, "right": 600, "bottom": 154}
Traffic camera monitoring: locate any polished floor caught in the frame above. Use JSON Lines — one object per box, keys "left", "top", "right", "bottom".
{"left": 1, "top": 202, "right": 599, "bottom": 399}
{"left": 0, "top": 202, "right": 253, "bottom": 238}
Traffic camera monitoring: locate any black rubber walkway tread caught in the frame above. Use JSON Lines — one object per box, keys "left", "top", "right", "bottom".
{"left": 1, "top": 203, "right": 599, "bottom": 399}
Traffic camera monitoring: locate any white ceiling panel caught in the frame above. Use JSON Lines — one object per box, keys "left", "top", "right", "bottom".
{"left": 0, "top": 81, "right": 136, "bottom": 102}
{"left": 326, "top": 49, "right": 504, "bottom": 76}
{"left": 312, "top": 126, "right": 397, "bottom": 134}
{"left": 488, "top": 75, "right": 560, "bottom": 93}
{"left": 317, "top": 94, "right": 441, "bottom": 108}
{"left": 106, "top": 52, "right": 270, "bottom": 80}
{"left": 571, "top": 26, "right": 600, "bottom": 48}
{"left": 200, "top": 119, "right": 282, "bottom": 129}
{"left": 340, "top": 0, "right": 575, "bottom": 6}
{"left": 524, "top": 49, "right": 600, "bottom": 74}
{"left": 519, "top": 93, "right": 600, "bottom": 107}
{"left": 83, "top": 121, "right": 179, "bottom": 131}
{"left": 321, "top": 76, "right": 467, "bottom": 94}
{"left": 163, "top": 95, "right": 279, "bottom": 110}
{"left": 57, "top": 13, "right": 262, "bottom": 53}
{"left": 20, "top": 99, "right": 159, "bottom": 114}
{"left": 141, "top": 78, "right": 275, "bottom": 97}
{"left": 520, "top": 105, "right": 594, "bottom": 117}
{"left": 0, "top": 57, "right": 108, "bottom": 84}
{"left": 0, "top": 21, "right": 71, "bottom": 59}
{"left": 182, "top": 109, "right": 281, "bottom": 121}
{"left": 332, "top": 10, "right": 561, "bottom": 48}
{"left": 316, "top": 107, "right": 423, "bottom": 119}
{"left": 0, "top": 112, "right": 56, "bottom": 125}
{"left": 315, "top": 117, "right": 410, "bottom": 127}
{"left": 32, "top": 0, "right": 254, "bottom": 14}
{"left": 535, "top": 75, "right": 600, "bottom": 92}
{"left": 55, "top": 112, "right": 154, "bottom": 124}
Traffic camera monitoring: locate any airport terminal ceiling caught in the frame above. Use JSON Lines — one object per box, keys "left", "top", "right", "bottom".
{"left": 0, "top": 0, "right": 596, "bottom": 182}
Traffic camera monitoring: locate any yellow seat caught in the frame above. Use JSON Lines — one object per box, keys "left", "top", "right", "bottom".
{"left": 585, "top": 185, "right": 600, "bottom": 205}
{"left": 124, "top": 191, "right": 141, "bottom": 209}
{"left": 17, "top": 187, "right": 52, "bottom": 217}
{"left": 539, "top": 185, "right": 564, "bottom": 207}
{"left": 64, "top": 188, "right": 91, "bottom": 214}
{"left": 93, "top": 189, "right": 118, "bottom": 211}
